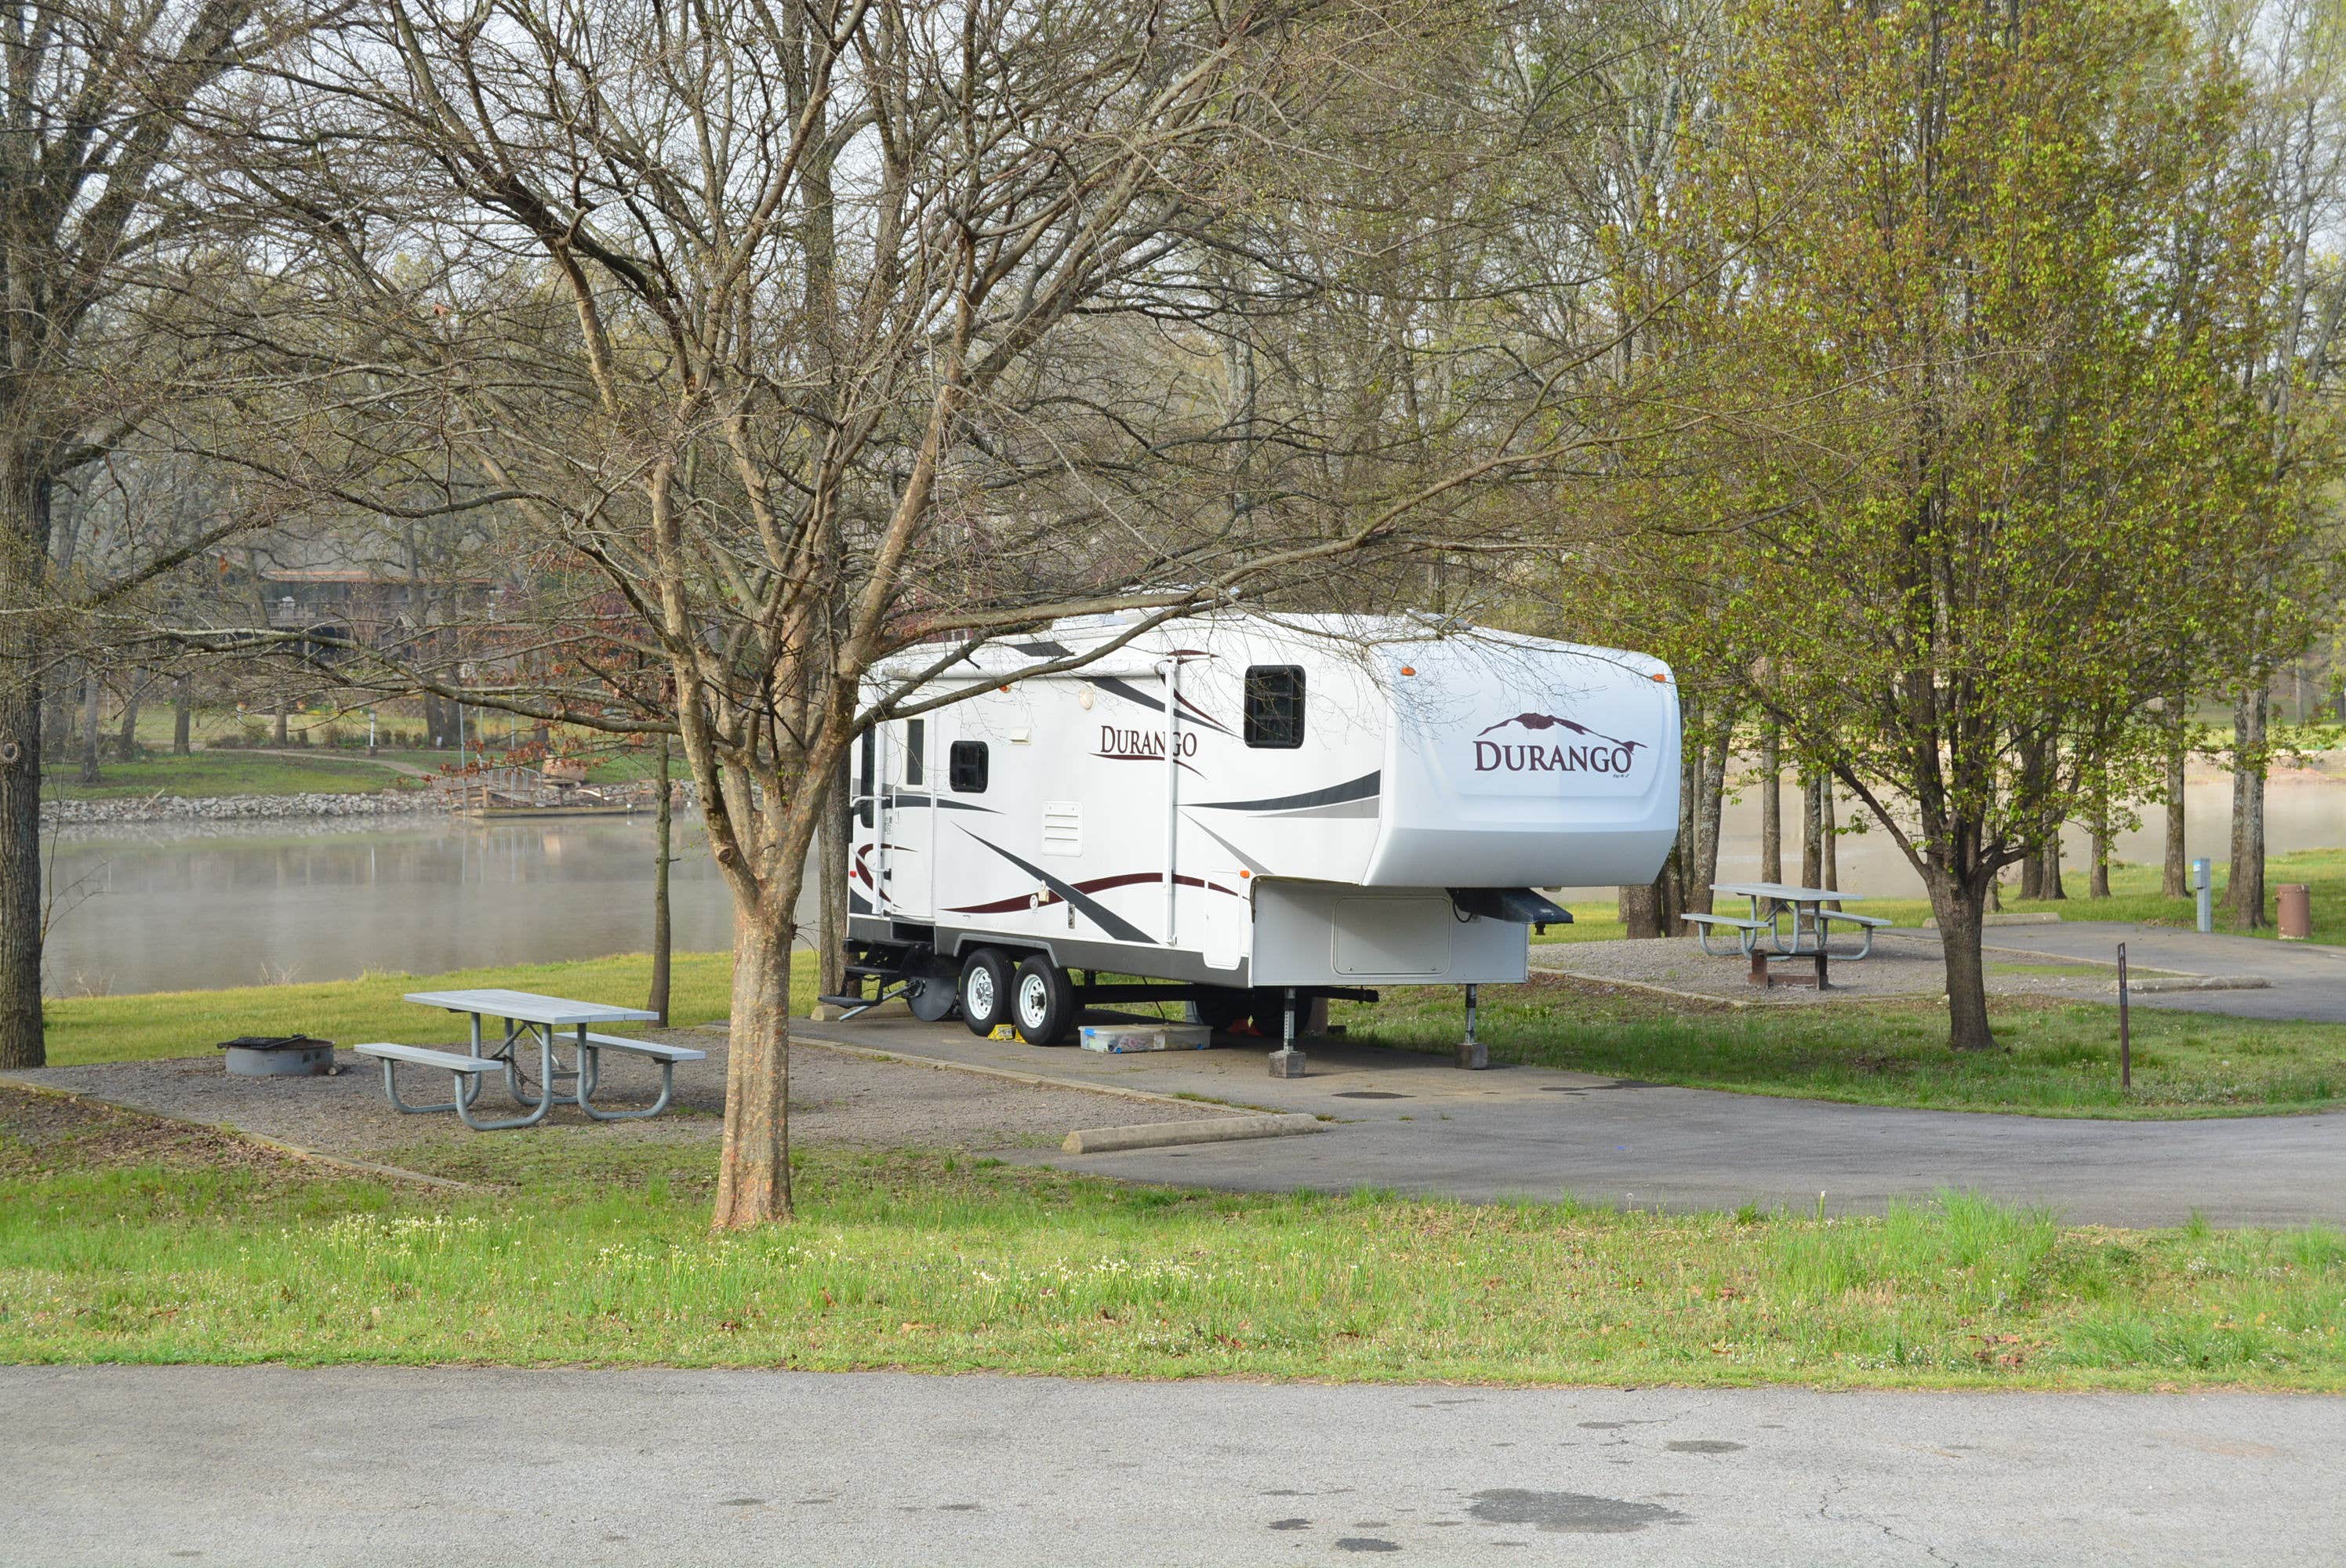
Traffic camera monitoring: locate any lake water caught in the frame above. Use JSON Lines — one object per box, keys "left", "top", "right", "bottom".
{"left": 42, "top": 815, "right": 743, "bottom": 998}
{"left": 41, "top": 775, "right": 2345, "bottom": 996}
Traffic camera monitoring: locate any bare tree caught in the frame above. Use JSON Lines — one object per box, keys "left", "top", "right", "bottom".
{"left": 0, "top": 0, "right": 297, "bottom": 1068}
{"left": 191, "top": 0, "right": 1598, "bottom": 1226}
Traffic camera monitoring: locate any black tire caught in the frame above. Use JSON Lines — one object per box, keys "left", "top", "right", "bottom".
{"left": 958, "top": 948, "right": 1014, "bottom": 1036}
{"left": 1011, "top": 955, "right": 1078, "bottom": 1045}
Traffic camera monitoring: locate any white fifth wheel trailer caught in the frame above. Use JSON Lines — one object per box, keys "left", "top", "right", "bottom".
{"left": 830, "top": 613, "right": 1680, "bottom": 1075}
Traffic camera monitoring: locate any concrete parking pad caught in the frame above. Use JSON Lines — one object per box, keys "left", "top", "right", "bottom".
{"left": 797, "top": 1014, "right": 2346, "bottom": 1227}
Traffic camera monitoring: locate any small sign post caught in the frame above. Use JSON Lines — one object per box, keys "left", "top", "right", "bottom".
{"left": 2117, "top": 942, "right": 2131, "bottom": 1091}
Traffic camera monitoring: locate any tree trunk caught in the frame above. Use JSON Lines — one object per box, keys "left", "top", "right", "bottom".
{"left": 41, "top": 665, "right": 71, "bottom": 752}
{"left": 2089, "top": 808, "right": 2112, "bottom": 900}
{"left": 648, "top": 735, "right": 673, "bottom": 1025}
{"left": 1927, "top": 872, "right": 1996, "bottom": 1051}
{"left": 0, "top": 460, "right": 49, "bottom": 1069}
{"left": 2161, "top": 694, "right": 2188, "bottom": 898}
{"left": 1688, "top": 698, "right": 1734, "bottom": 915}
{"left": 818, "top": 751, "right": 851, "bottom": 1004}
{"left": 1619, "top": 849, "right": 1684, "bottom": 940}
{"left": 78, "top": 673, "right": 101, "bottom": 785}
{"left": 1801, "top": 771, "right": 1824, "bottom": 887}
{"left": 1818, "top": 773, "right": 1839, "bottom": 907}
{"left": 2225, "top": 685, "right": 2268, "bottom": 930}
{"left": 1759, "top": 719, "right": 1781, "bottom": 884}
{"left": 273, "top": 697, "right": 289, "bottom": 746}
{"left": 114, "top": 675, "right": 143, "bottom": 762}
{"left": 1670, "top": 692, "right": 1733, "bottom": 921}
{"left": 172, "top": 674, "right": 193, "bottom": 755}
{"left": 0, "top": 650, "right": 42, "bottom": 1069}
{"left": 2039, "top": 835, "right": 2065, "bottom": 901}
{"left": 713, "top": 906, "right": 796, "bottom": 1228}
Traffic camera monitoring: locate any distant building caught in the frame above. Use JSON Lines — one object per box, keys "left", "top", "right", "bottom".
{"left": 255, "top": 568, "right": 504, "bottom": 648}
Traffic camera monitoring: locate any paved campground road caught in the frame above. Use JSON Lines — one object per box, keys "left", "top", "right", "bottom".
{"left": 1973, "top": 920, "right": 2346, "bottom": 1024}
{"left": 796, "top": 1017, "right": 2346, "bottom": 1228}
{"left": 6, "top": 1366, "right": 2338, "bottom": 1566}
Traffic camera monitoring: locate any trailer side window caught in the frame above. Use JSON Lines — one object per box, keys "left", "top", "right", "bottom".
{"left": 950, "top": 740, "right": 989, "bottom": 794}
{"left": 856, "top": 728, "right": 875, "bottom": 825}
{"left": 1244, "top": 665, "right": 1306, "bottom": 749}
{"left": 902, "top": 719, "right": 924, "bottom": 786}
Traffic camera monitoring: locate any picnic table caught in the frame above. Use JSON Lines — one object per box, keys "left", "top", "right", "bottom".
{"left": 1685, "top": 883, "right": 1894, "bottom": 961}
{"left": 353, "top": 989, "right": 703, "bottom": 1131}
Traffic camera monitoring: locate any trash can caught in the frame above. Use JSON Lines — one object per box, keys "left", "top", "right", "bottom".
{"left": 2277, "top": 884, "right": 2312, "bottom": 942}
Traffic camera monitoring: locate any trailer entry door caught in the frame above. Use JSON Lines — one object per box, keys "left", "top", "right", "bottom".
{"left": 877, "top": 717, "right": 936, "bottom": 920}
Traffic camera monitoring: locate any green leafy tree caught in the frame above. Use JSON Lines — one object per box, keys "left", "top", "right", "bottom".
{"left": 1604, "top": 0, "right": 2291, "bottom": 1049}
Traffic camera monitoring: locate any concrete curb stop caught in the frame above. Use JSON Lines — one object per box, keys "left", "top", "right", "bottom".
{"left": 2115, "top": 975, "right": 2272, "bottom": 994}
{"left": 1062, "top": 1112, "right": 1323, "bottom": 1155}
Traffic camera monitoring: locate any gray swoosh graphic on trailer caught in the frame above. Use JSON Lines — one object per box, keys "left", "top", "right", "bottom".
{"left": 884, "top": 791, "right": 999, "bottom": 813}
{"left": 1249, "top": 797, "right": 1379, "bottom": 820}
{"left": 955, "top": 828, "right": 1155, "bottom": 945}
{"left": 1193, "top": 771, "right": 1381, "bottom": 813}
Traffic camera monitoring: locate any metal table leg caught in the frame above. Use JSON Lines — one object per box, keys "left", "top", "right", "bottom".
{"left": 459, "top": 1022, "right": 555, "bottom": 1131}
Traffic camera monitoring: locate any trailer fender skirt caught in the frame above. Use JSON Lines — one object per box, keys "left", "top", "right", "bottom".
{"left": 1062, "top": 1112, "right": 1324, "bottom": 1155}
{"left": 1448, "top": 887, "right": 1573, "bottom": 924}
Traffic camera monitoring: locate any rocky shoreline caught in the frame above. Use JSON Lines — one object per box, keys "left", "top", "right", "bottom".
{"left": 42, "top": 789, "right": 448, "bottom": 828}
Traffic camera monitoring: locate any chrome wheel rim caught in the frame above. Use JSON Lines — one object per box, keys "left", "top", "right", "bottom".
{"left": 966, "top": 968, "right": 995, "bottom": 1018}
{"left": 1019, "top": 973, "right": 1049, "bottom": 1028}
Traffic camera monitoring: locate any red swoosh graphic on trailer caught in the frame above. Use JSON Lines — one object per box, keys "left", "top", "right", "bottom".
{"left": 853, "top": 842, "right": 917, "bottom": 889}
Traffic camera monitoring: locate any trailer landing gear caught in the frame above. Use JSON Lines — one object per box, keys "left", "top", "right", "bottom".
{"left": 1457, "top": 982, "right": 1486, "bottom": 1070}
{"left": 1267, "top": 986, "right": 1306, "bottom": 1078}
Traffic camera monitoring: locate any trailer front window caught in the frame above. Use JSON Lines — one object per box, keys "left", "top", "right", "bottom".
{"left": 1244, "top": 666, "right": 1306, "bottom": 748}
{"left": 903, "top": 719, "right": 925, "bottom": 786}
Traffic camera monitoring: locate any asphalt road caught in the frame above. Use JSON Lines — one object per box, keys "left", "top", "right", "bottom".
{"left": 5, "top": 1366, "right": 2338, "bottom": 1566}
{"left": 799, "top": 1019, "right": 2346, "bottom": 1228}
{"left": 1976, "top": 920, "right": 2346, "bottom": 1023}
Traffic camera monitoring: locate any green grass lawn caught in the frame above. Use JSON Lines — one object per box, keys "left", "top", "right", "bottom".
{"left": 2, "top": 1100, "right": 2339, "bottom": 1388}
{"left": 45, "top": 751, "right": 419, "bottom": 800}
{"left": 1338, "top": 979, "right": 2346, "bottom": 1119}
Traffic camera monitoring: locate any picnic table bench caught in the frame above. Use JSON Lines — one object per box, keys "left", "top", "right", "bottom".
{"left": 353, "top": 989, "right": 703, "bottom": 1131}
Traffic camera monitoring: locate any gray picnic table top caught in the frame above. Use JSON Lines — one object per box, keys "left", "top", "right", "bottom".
{"left": 401, "top": 988, "right": 659, "bottom": 1026}
{"left": 1709, "top": 882, "right": 1871, "bottom": 904}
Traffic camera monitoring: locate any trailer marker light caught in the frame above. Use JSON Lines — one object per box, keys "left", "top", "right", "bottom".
{"left": 1399, "top": 665, "right": 1416, "bottom": 677}
{"left": 1650, "top": 672, "right": 1669, "bottom": 682}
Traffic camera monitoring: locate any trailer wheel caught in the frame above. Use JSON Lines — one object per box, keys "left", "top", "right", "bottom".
{"left": 1011, "top": 956, "right": 1077, "bottom": 1046}
{"left": 958, "top": 948, "right": 1014, "bottom": 1036}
